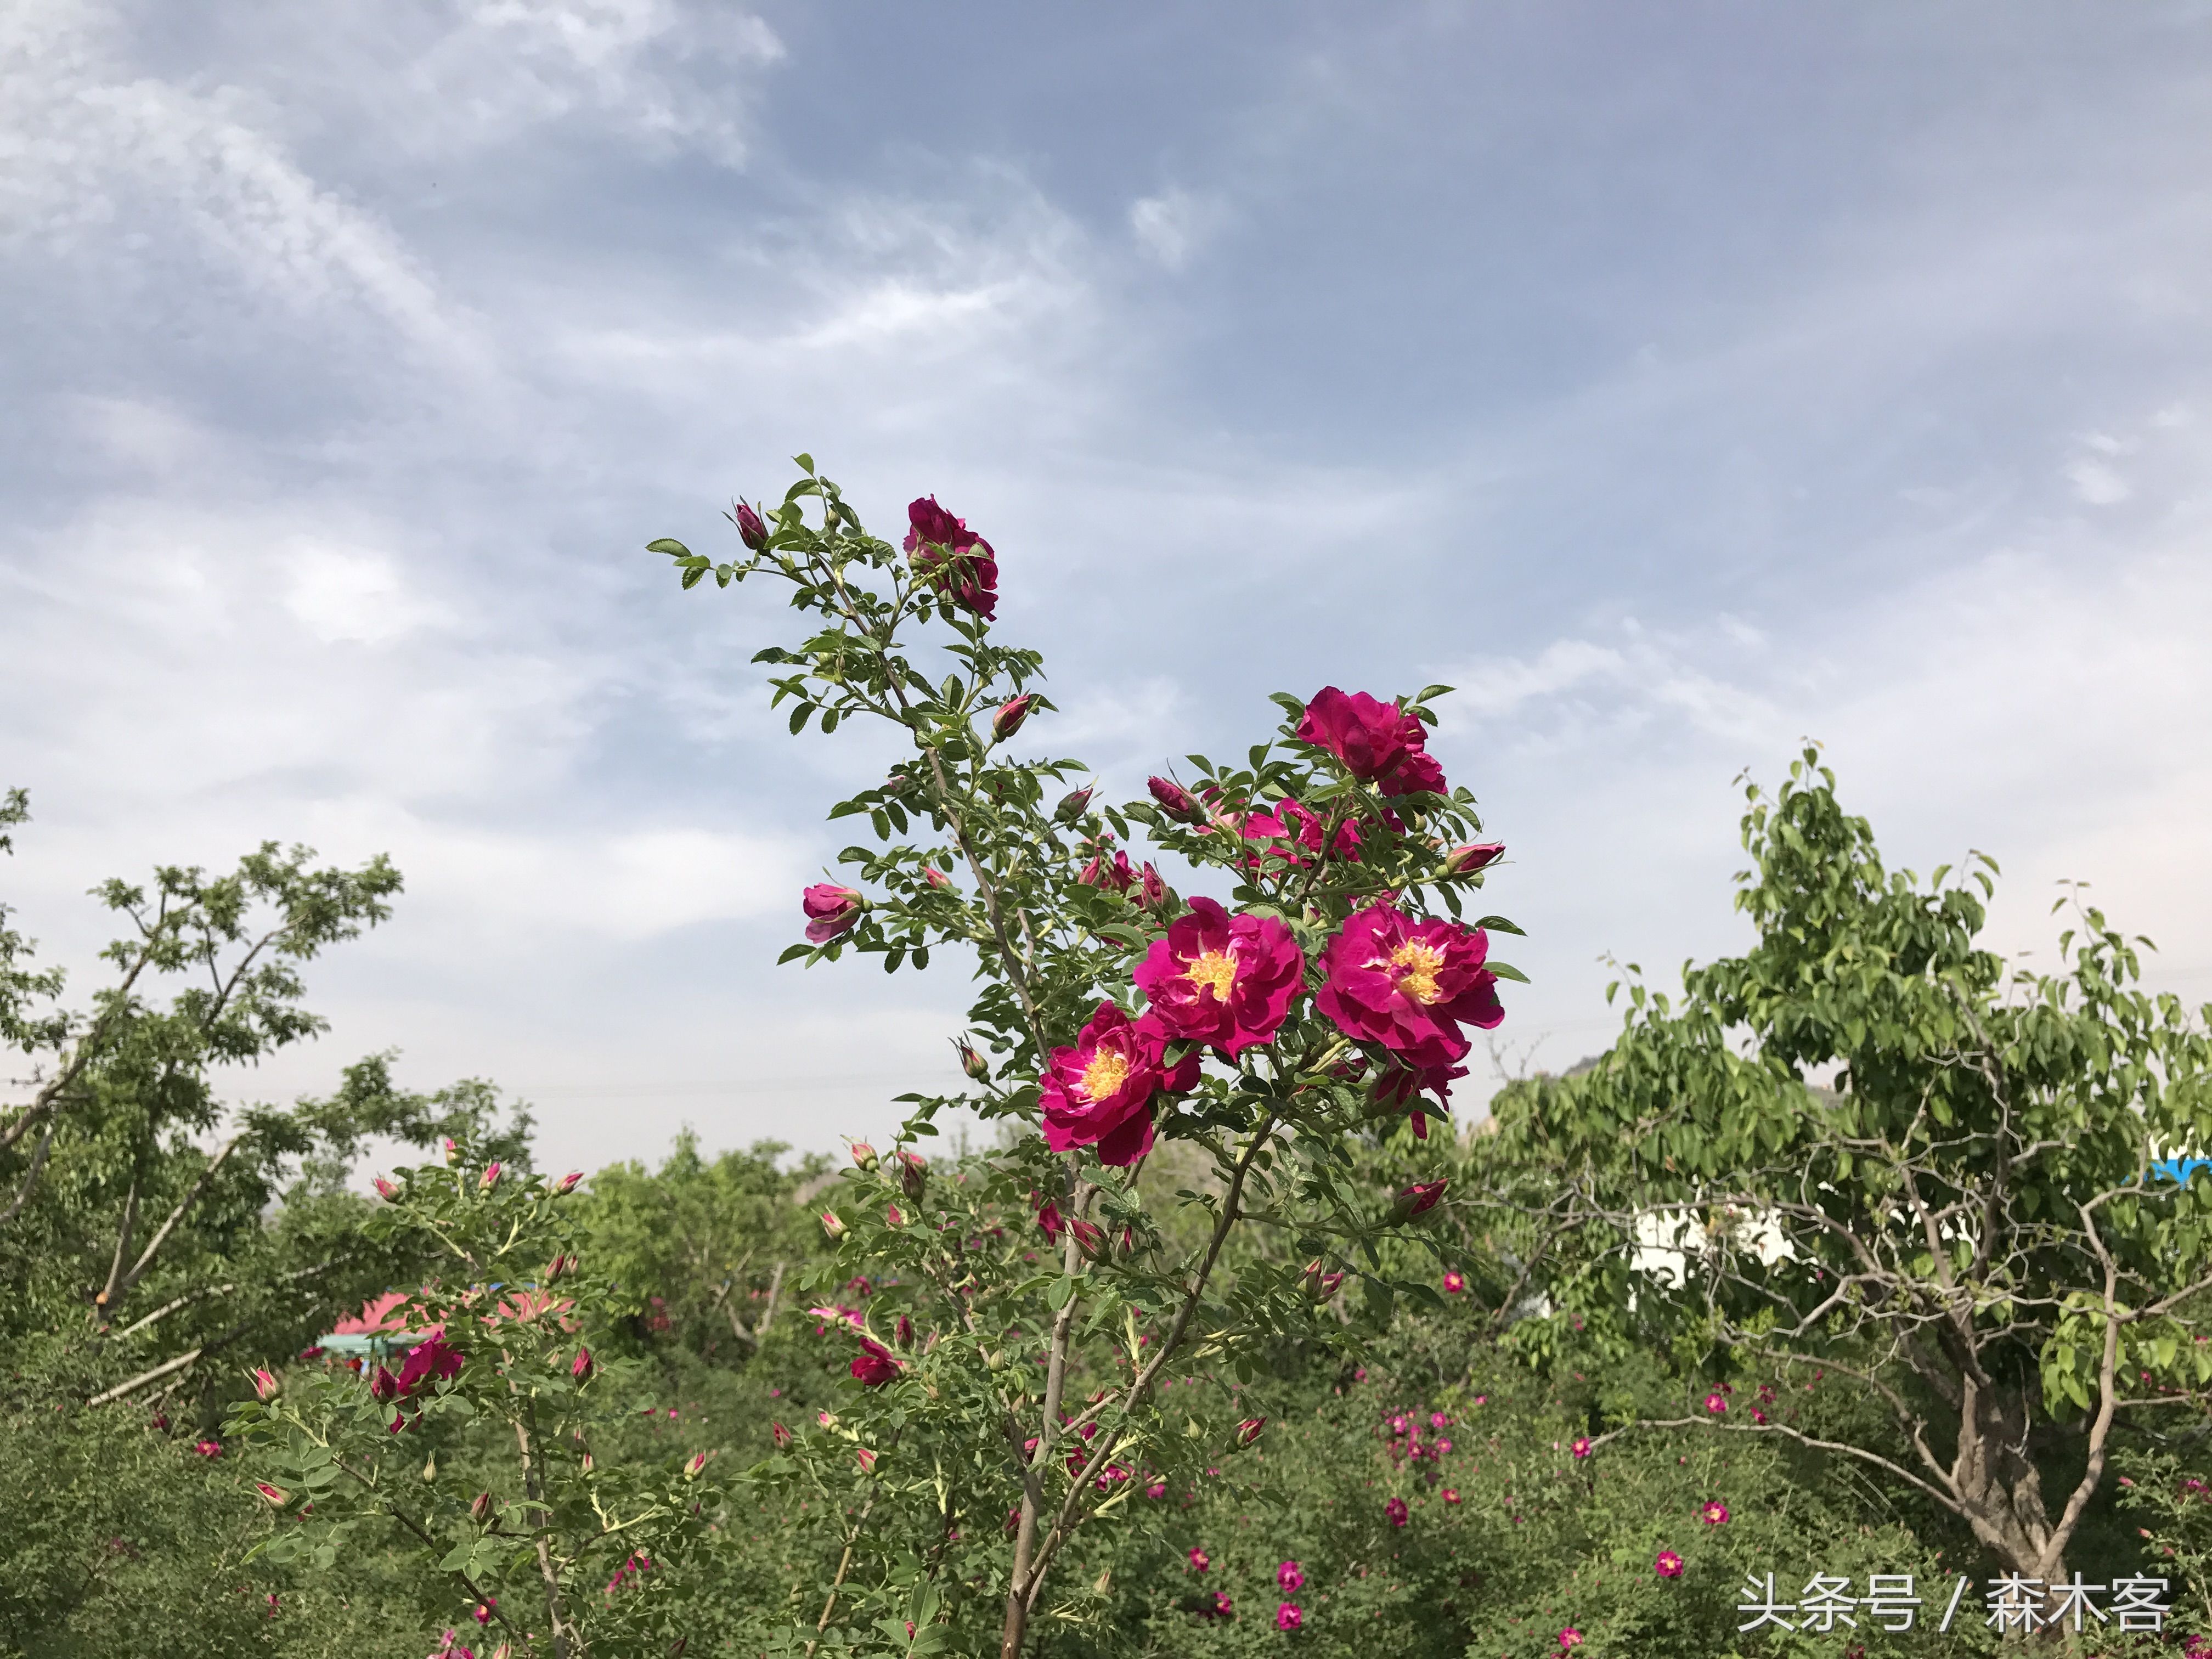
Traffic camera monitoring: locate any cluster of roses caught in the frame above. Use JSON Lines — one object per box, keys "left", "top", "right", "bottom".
{"left": 1185, "top": 1549, "right": 1309, "bottom": 1631}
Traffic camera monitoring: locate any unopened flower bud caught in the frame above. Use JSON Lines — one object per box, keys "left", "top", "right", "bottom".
{"left": 1386, "top": 1179, "right": 1449, "bottom": 1226}
{"left": 253, "top": 1481, "right": 290, "bottom": 1507}
{"left": 1443, "top": 842, "right": 1505, "bottom": 875}
{"left": 886, "top": 1203, "right": 906, "bottom": 1228}
{"left": 1054, "top": 786, "right": 1094, "bottom": 822}
{"left": 372, "top": 1176, "right": 399, "bottom": 1201}
{"left": 731, "top": 499, "right": 769, "bottom": 551}
{"left": 991, "top": 694, "right": 1037, "bottom": 741}
{"left": 849, "top": 1139, "right": 878, "bottom": 1171}
{"left": 1070, "top": 1218, "right": 1110, "bottom": 1264}
{"left": 1138, "top": 862, "right": 1173, "bottom": 916}
{"left": 685, "top": 1450, "right": 709, "bottom": 1479}
{"left": 1234, "top": 1416, "right": 1268, "bottom": 1449}
{"left": 422, "top": 1455, "right": 437, "bottom": 1482}
{"left": 442, "top": 1138, "right": 460, "bottom": 1166}
{"left": 921, "top": 865, "right": 952, "bottom": 890}
{"left": 471, "top": 1491, "right": 493, "bottom": 1523}
{"left": 821, "top": 1210, "right": 847, "bottom": 1240}
{"left": 572, "top": 1348, "right": 594, "bottom": 1383}
{"left": 551, "top": 1170, "right": 583, "bottom": 1196}
{"left": 897, "top": 1149, "right": 927, "bottom": 1203}
{"left": 478, "top": 1161, "right": 502, "bottom": 1192}
{"left": 370, "top": 1365, "right": 399, "bottom": 1404}
{"left": 252, "top": 1367, "right": 280, "bottom": 1401}
{"left": 1148, "top": 776, "right": 1197, "bottom": 817}
{"left": 956, "top": 1039, "right": 990, "bottom": 1083}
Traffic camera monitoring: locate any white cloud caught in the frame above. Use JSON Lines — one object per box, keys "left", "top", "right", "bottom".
{"left": 1128, "top": 187, "right": 1222, "bottom": 270}
{"left": 2066, "top": 458, "right": 2131, "bottom": 505}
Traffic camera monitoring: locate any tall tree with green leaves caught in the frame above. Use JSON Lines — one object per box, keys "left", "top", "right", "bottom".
{"left": 1483, "top": 748, "right": 2212, "bottom": 1600}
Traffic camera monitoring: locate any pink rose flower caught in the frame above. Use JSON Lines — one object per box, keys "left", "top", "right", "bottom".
{"left": 1318, "top": 905, "right": 1503, "bottom": 1067}
{"left": 571, "top": 1348, "right": 594, "bottom": 1382}
{"left": 1384, "top": 1496, "right": 1409, "bottom": 1527}
{"left": 1442, "top": 1487, "right": 1461, "bottom": 1504}
{"left": 850, "top": 1336, "right": 902, "bottom": 1387}
{"left": 1296, "top": 688, "right": 1447, "bottom": 795}
{"left": 1655, "top": 1550, "right": 1684, "bottom": 1578}
{"left": 1134, "top": 897, "right": 1304, "bottom": 1057}
{"left": 1276, "top": 1602, "right": 1303, "bottom": 1631}
{"left": 1148, "top": 776, "right": 1198, "bottom": 817}
{"left": 1189, "top": 1547, "right": 1211, "bottom": 1572}
{"left": 1387, "top": 1179, "right": 1449, "bottom": 1224}
{"left": 551, "top": 1170, "right": 582, "bottom": 1195}
{"left": 1077, "top": 849, "right": 1138, "bottom": 893}
{"left": 478, "top": 1161, "right": 501, "bottom": 1192}
{"left": 730, "top": 499, "right": 769, "bottom": 551}
{"left": 1441, "top": 1271, "right": 1464, "bottom": 1294}
{"left": 802, "top": 884, "right": 863, "bottom": 944}
{"left": 396, "top": 1334, "right": 463, "bottom": 1396}
{"left": 1235, "top": 1416, "right": 1268, "bottom": 1449}
{"left": 1277, "top": 1560, "right": 1305, "bottom": 1591}
{"left": 1147, "top": 1480, "right": 1167, "bottom": 1498}
{"left": 1558, "top": 1628, "right": 1584, "bottom": 1649}
{"left": 194, "top": 1438, "right": 222, "bottom": 1457}
{"left": 990, "top": 694, "right": 1035, "bottom": 741}
{"left": 372, "top": 1176, "right": 399, "bottom": 1201}
{"left": 1443, "top": 842, "right": 1504, "bottom": 874}
{"left": 1571, "top": 1436, "right": 1592, "bottom": 1459}
{"left": 1700, "top": 1500, "right": 1729, "bottom": 1526}
{"left": 253, "top": 1480, "right": 289, "bottom": 1506}
{"left": 1039, "top": 1002, "right": 1197, "bottom": 1166}
{"left": 904, "top": 496, "right": 998, "bottom": 619}
{"left": 252, "top": 1367, "right": 280, "bottom": 1401}
{"left": 1703, "top": 1391, "right": 1728, "bottom": 1415}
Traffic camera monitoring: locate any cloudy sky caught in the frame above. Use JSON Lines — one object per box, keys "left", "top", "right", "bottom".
{"left": 6, "top": 1, "right": 2212, "bottom": 1175}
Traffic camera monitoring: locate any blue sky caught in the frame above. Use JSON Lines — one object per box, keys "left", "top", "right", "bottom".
{"left": 6, "top": 1, "right": 2212, "bottom": 1173}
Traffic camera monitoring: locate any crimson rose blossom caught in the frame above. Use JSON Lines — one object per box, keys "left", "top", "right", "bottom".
{"left": 1133, "top": 897, "right": 1304, "bottom": 1058}
{"left": 1385, "top": 1496, "right": 1409, "bottom": 1527}
{"left": 1296, "top": 687, "right": 1447, "bottom": 795}
{"left": 850, "top": 1336, "right": 901, "bottom": 1387}
{"left": 1277, "top": 1561, "right": 1305, "bottom": 1592}
{"left": 1276, "top": 1603, "right": 1303, "bottom": 1632}
{"left": 802, "top": 884, "right": 862, "bottom": 944}
{"left": 1317, "top": 905, "right": 1503, "bottom": 1068}
{"left": 1700, "top": 1500, "right": 1730, "bottom": 1526}
{"left": 1039, "top": 1002, "right": 1198, "bottom": 1166}
{"left": 1655, "top": 1550, "right": 1685, "bottom": 1578}
{"left": 396, "top": 1333, "right": 462, "bottom": 1395}
{"left": 1239, "top": 798, "right": 1361, "bottom": 869}
{"left": 904, "top": 496, "right": 998, "bottom": 619}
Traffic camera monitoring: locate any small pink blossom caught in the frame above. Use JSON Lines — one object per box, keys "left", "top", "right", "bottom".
{"left": 1570, "top": 1437, "right": 1592, "bottom": 1459}
{"left": 1276, "top": 1602, "right": 1303, "bottom": 1632}
{"left": 802, "top": 884, "right": 863, "bottom": 944}
{"left": 1558, "top": 1628, "right": 1584, "bottom": 1649}
{"left": 1703, "top": 1391, "right": 1728, "bottom": 1415}
{"left": 1385, "top": 1496, "right": 1409, "bottom": 1527}
{"left": 1442, "top": 1271, "right": 1464, "bottom": 1294}
{"left": 1442, "top": 1487, "right": 1461, "bottom": 1504}
{"left": 1189, "top": 1547, "right": 1211, "bottom": 1572}
{"left": 1278, "top": 1560, "right": 1305, "bottom": 1591}
{"left": 1656, "top": 1550, "right": 1685, "bottom": 1577}
{"left": 1700, "top": 1500, "right": 1730, "bottom": 1526}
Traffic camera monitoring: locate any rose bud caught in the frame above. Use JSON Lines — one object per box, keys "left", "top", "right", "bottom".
{"left": 855, "top": 1446, "right": 877, "bottom": 1475}
{"left": 442, "top": 1137, "right": 460, "bottom": 1166}
{"left": 252, "top": 1367, "right": 280, "bottom": 1401}
{"left": 991, "top": 695, "right": 1036, "bottom": 741}
{"left": 372, "top": 1176, "right": 399, "bottom": 1201}
{"left": 370, "top": 1365, "right": 400, "bottom": 1403}
{"left": 1234, "top": 1417, "right": 1268, "bottom": 1449}
{"left": 771, "top": 1421, "right": 793, "bottom": 1447}
{"left": 897, "top": 1150, "right": 928, "bottom": 1202}
{"left": 572, "top": 1348, "right": 594, "bottom": 1383}
{"left": 1138, "top": 862, "right": 1173, "bottom": 917}
{"left": 895, "top": 1314, "right": 915, "bottom": 1349}
{"left": 848, "top": 1139, "right": 878, "bottom": 1171}
{"left": 471, "top": 1491, "right": 494, "bottom": 1523}
{"left": 801, "top": 884, "right": 863, "bottom": 944}
{"left": 1054, "top": 786, "right": 1094, "bottom": 822}
{"left": 1387, "top": 1179, "right": 1449, "bottom": 1224}
{"left": 253, "top": 1481, "right": 290, "bottom": 1507}
{"left": 1115, "top": 1224, "right": 1144, "bottom": 1262}
{"left": 1444, "top": 842, "right": 1505, "bottom": 874}
{"left": 921, "top": 865, "right": 952, "bottom": 890}
{"left": 551, "top": 1170, "right": 583, "bottom": 1196}
{"left": 1147, "top": 776, "right": 1197, "bottom": 818}
{"left": 1069, "top": 1218, "right": 1110, "bottom": 1264}
{"left": 479, "top": 1161, "right": 502, "bottom": 1192}
{"left": 821, "top": 1209, "right": 847, "bottom": 1240}
{"left": 885, "top": 1204, "right": 906, "bottom": 1228}
{"left": 685, "top": 1451, "right": 709, "bottom": 1479}
{"left": 955, "top": 1038, "right": 990, "bottom": 1083}
{"left": 544, "top": 1254, "right": 572, "bottom": 1283}
{"left": 730, "top": 499, "right": 769, "bottom": 551}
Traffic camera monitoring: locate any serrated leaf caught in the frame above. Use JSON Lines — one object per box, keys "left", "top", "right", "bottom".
{"left": 647, "top": 538, "right": 691, "bottom": 557}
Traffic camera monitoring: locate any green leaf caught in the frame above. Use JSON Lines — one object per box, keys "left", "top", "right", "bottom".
{"left": 1487, "top": 960, "right": 1531, "bottom": 984}
{"left": 646, "top": 538, "right": 692, "bottom": 557}
{"left": 680, "top": 565, "right": 706, "bottom": 589}
{"left": 794, "top": 452, "right": 816, "bottom": 474}
{"left": 1474, "top": 915, "right": 1527, "bottom": 936}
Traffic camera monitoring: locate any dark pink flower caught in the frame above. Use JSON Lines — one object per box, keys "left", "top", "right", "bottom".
{"left": 802, "top": 884, "right": 862, "bottom": 944}
{"left": 1703, "top": 1391, "right": 1728, "bottom": 1416}
{"left": 194, "top": 1438, "right": 222, "bottom": 1457}
{"left": 1442, "top": 1487, "right": 1461, "bottom": 1504}
{"left": 1296, "top": 688, "right": 1447, "bottom": 796}
{"left": 991, "top": 695, "right": 1036, "bottom": 741}
{"left": 1441, "top": 1271, "right": 1465, "bottom": 1294}
{"left": 1147, "top": 1480, "right": 1167, "bottom": 1498}
{"left": 1655, "top": 1550, "right": 1684, "bottom": 1578}
{"left": 571, "top": 1348, "right": 594, "bottom": 1383}
{"left": 551, "top": 1170, "right": 583, "bottom": 1195}
{"left": 1241, "top": 798, "right": 1361, "bottom": 870}
{"left": 1700, "top": 1499, "right": 1729, "bottom": 1526}
{"left": 252, "top": 1367, "right": 280, "bottom": 1401}
{"left": 369, "top": 1364, "right": 399, "bottom": 1403}
{"left": 1570, "top": 1436, "right": 1592, "bottom": 1459}
{"left": 1055, "top": 785, "right": 1094, "bottom": 821}
{"left": 1235, "top": 1416, "right": 1268, "bottom": 1449}
{"left": 1558, "top": 1629, "right": 1584, "bottom": 1650}
{"left": 1384, "top": 1496, "right": 1409, "bottom": 1527}
{"left": 1277, "top": 1561, "right": 1305, "bottom": 1592}
{"left": 905, "top": 496, "right": 998, "bottom": 619}
{"left": 478, "top": 1161, "right": 501, "bottom": 1192}
{"left": 396, "top": 1334, "right": 463, "bottom": 1396}
{"left": 1039, "top": 1002, "right": 1196, "bottom": 1166}
{"left": 731, "top": 500, "right": 769, "bottom": 551}
{"left": 472, "top": 1596, "right": 496, "bottom": 1625}
{"left": 1389, "top": 1179, "right": 1448, "bottom": 1223}
{"left": 1317, "top": 906, "right": 1502, "bottom": 1067}
{"left": 1276, "top": 1602, "right": 1303, "bottom": 1631}
{"left": 253, "top": 1480, "right": 289, "bottom": 1506}
{"left": 1034, "top": 1193, "right": 1066, "bottom": 1244}
{"left": 1134, "top": 897, "right": 1304, "bottom": 1058}
{"left": 1189, "top": 1547, "right": 1211, "bottom": 1572}
{"left": 850, "top": 1336, "right": 902, "bottom": 1387}
{"left": 771, "top": 1420, "right": 793, "bottom": 1447}
{"left": 372, "top": 1176, "right": 399, "bottom": 1201}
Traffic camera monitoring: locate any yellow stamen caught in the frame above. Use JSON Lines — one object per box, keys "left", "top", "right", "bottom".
{"left": 1080, "top": 1049, "right": 1132, "bottom": 1102}
{"left": 1389, "top": 939, "right": 1447, "bottom": 1006}
{"left": 1183, "top": 949, "right": 1238, "bottom": 1002}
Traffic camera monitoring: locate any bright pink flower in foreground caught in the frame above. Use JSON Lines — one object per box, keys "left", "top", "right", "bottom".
{"left": 1135, "top": 897, "right": 1304, "bottom": 1057}
{"left": 1296, "top": 688, "right": 1447, "bottom": 795}
{"left": 1147, "top": 1480, "right": 1166, "bottom": 1498}
{"left": 850, "top": 1337, "right": 902, "bottom": 1387}
{"left": 1701, "top": 1500, "right": 1729, "bottom": 1526}
{"left": 1558, "top": 1629, "right": 1584, "bottom": 1649}
{"left": 1209, "top": 1590, "right": 1233, "bottom": 1618}
{"left": 1039, "top": 1002, "right": 1197, "bottom": 1166}
{"left": 904, "top": 496, "right": 998, "bottom": 619}
{"left": 802, "top": 884, "right": 862, "bottom": 944}
{"left": 1277, "top": 1561, "right": 1305, "bottom": 1592}
{"left": 1703, "top": 1391, "right": 1728, "bottom": 1415}
{"left": 1384, "top": 1497, "right": 1409, "bottom": 1527}
{"left": 373, "top": 1176, "right": 399, "bottom": 1201}
{"left": 1318, "top": 906, "right": 1503, "bottom": 1067}
{"left": 1441, "top": 1271, "right": 1465, "bottom": 1294}
{"left": 1276, "top": 1602, "right": 1303, "bottom": 1631}
{"left": 1655, "top": 1550, "right": 1684, "bottom": 1577}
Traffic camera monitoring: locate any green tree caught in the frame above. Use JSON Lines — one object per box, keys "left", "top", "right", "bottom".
{"left": 1483, "top": 748, "right": 2212, "bottom": 1606}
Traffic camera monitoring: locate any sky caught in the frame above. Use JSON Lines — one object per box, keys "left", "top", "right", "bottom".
{"left": 5, "top": 1, "right": 2212, "bottom": 1176}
